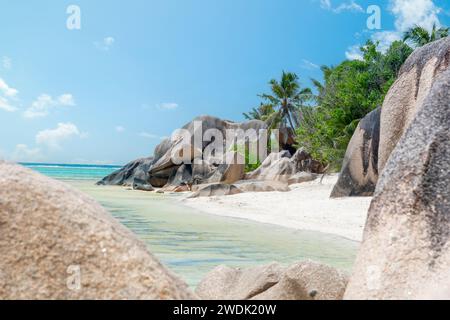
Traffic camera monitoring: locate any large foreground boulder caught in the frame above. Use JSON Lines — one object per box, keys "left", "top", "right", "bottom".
{"left": 331, "top": 107, "right": 380, "bottom": 198}
{"left": 0, "top": 162, "right": 195, "bottom": 300}
{"left": 344, "top": 67, "right": 450, "bottom": 300}
{"left": 378, "top": 37, "right": 450, "bottom": 172}
{"left": 196, "top": 261, "right": 348, "bottom": 300}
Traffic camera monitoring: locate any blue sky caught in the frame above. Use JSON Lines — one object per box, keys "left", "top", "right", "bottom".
{"left": 0, "top": 0, "right": 449, "bottom": 165}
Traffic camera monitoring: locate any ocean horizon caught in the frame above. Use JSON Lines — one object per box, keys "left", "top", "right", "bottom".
{"left": 21, "top": 162, "right": 123, "bottom": 181}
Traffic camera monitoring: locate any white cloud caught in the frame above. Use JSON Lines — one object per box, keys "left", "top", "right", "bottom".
{"left": 24, "top": 93, "right": 75, "bottom": 119}
{"left": 57, "top": 93, "right": 76, "bottom": 106}
{"left": 345, "top": 44, "right": 364, "bottom": 60}
{"left": 157, "top": 102, "right": 179, "bottom": 110}
{"left": 2, "top": 56, "right": 12, "bottom": 70}
{"left": 0, "top": 78, "right": 18, "bottom": 97}
{"left": 11, "top": 144, "right": 43, "bottom": 162}
{"left": 346, "top": 0, "right": 443, "bottom": 57}
{"left": 390, "top": 0, "right": 441, "bottom": 32}
{"left": 0, "top": 78, "right": 18, "bottom": 112}
{"left": 115, "top": 125, "right": 125, "bottom": 133}
{"left": 0, "top": 96, "right": 17, "bottom": 112}
{"left": 320, "top": 0, "right": 363, "bottom": 13}
{"left": 300, "top": 59, "right": 320, "bottom": 70}
{"left": 335, "top": 1, "right": 364, "bottom": 13}
{"left": 371, "top": 31, "right": 402, "bottom": 52}
{"left": 95, "top": 37, "right": 115, "bottom": 51}
{"left": 36, "top": 122, "right": 85, "bottom": 149}
{"left": 139, "top": 132, "right": 165, "bottom": 140}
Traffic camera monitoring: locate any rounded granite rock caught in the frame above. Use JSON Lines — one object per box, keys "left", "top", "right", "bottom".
{"left": 0, "top": 162, "right": 195, "bottom": 300}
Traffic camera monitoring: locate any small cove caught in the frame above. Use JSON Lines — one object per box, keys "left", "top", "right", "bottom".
{"left": 25, "top": 163, "right": 359, "bottom": 287}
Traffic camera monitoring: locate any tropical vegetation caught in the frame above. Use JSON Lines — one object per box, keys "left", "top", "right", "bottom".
{"left": 243, "top": 24, "right": 448, "bottom": 171}
{"left": 403, "top": 23, "right": 449, "bottom": 47}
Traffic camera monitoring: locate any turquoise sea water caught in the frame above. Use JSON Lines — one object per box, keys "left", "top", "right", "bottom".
{"left": 23, "top": 162, "right": 359, "bottom": 287}
{"left": 21, "top": 163, "right": 122, "bottom": 180}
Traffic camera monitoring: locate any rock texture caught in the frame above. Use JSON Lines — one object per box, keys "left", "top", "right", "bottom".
{"left": 189, "top": 180, "right": 290, "bottom": 198}
{"left": 234, "top": 180, "right": 290, "bottom": 193}
{"left": 331, "top": 107, "right": 380, "bottom": 198}
{"left": 97, "top": 115, "right": 323, "bottom": 194}
{"left": 287, "top": 172, "right": 319, "bottom": 186}
{"left": 344, "top": 67, "right": 450, "bottom": 300}
{"left": 202, "top": 152, "right": 245, "bottom": 185}
{"left": 148, "top": 115, "right": 268, "bottom": 188}
{"left": 245, "top": 149, "right": 323, "bottom": 182}
{"left": 188, "top": 183, "right": 243, "bottom": 198}
{"left": 0, "top": 162, "right": 195, "bottom": 300}
{"left": 378, "top": 37, "right": 450, "bottom": 172}
{"left": 196, "top": 261, "right": 348, "bottom": 300}
{"left": 132, "top": 178, "right": 155, "bottom": 192}
{"left": 333, "top": 37, "right": 450, "bottom": 197}
{"left": 97, "top": 157, "right": 154, "bottom": 186}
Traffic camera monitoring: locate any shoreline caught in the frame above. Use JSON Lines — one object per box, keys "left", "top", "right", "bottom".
{"left": 181, "top": 175, "right": 372, "bottom": 242}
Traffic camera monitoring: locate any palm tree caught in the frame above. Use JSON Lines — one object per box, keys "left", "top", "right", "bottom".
{"left": 243, "top": 103, "right": 275, "bottom": 121}
{"left": 403, "top": 23, "right": 449, "bottom": 47}
{"left": 259, "top": 71, "right": 313, "bottom": 134}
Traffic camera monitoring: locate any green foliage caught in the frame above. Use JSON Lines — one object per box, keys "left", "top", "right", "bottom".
{"left": 242, "top": 38, "right": 414, "bottom": 172}
{"left": 246, "top": 71, "right": 313, "bottom": 132}
{"left": 243, "top": 103, "right": 275, "bottom": 122}
{"left": 403, "top": 23, "right": 449, "bottom": 47}
{"left": 296, "top": 40, "right": 413, "bottom": 170}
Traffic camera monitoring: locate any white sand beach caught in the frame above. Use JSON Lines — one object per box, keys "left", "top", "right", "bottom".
{"left": 182, "top": 175, "right": 372, "bottom": 242}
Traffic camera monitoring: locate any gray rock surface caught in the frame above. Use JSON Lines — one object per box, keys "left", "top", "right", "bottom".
{"left": 149, "top": 115, "right": 268, "bottom": 187}
{"left": 196, "top": 263, "right": 283, "bottom": 300}
{"left": 287, "top": 172, "right": 319, "bottom": 186}
{"left": 234, "top": 180, "right": 290, "bottom": 193}
{"left": 189, "top": 179, "right": 290, "bottom": 198}
{"left": 0, "top": 162, "right": 195, "bottom": 300}
{"left": 344, "top": 67, "right": 450, "bottom": 300}
{"left": 331, "top": 107, "right": 380, "bottom": 197}
{"left": 202, "top": 152, "right": 245, "bottom": 185}
{"left": 96, "top": 157, "right": 154, "bottom": 186}
{"left": 196, "top": 261, "right": 348, "bottom": 300}
{"left": 132, "top": 178, "right": 154, "bottom": 192}
{"left": 245, "top": 149, "right": 324, "bottom": 183}
{"left": 188, "top": 183, "right": 243, "bottom": 198}
{"left": 378, "top": 37, "right": 450, "bottom": 172}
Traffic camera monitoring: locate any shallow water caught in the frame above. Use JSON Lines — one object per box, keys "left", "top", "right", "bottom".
{"left": 23, "top": 163, "right": 358, "bottom": 287}
{"left": 66, "top": 180, "right": 358, "bottom": 287}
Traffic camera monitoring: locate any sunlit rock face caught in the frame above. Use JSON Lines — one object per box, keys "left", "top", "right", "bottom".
{"left": 345, "top": 67, "right": 450, "bottom": 300}
{"left": 0, "top": 162, "right": 195, "bottom": 300}
{"left": 333, "top": 37, "right": 450, "bottom": 198}
{"left": 196, "top": 261, "right": 348, "bottom": 300}
{"left": 378, "top": 37, "right": 450, "bottom": 173}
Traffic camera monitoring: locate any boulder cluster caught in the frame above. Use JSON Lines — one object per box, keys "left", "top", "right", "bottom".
{"left": 98, "top": 115, "right": 325, "bottom": 196}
